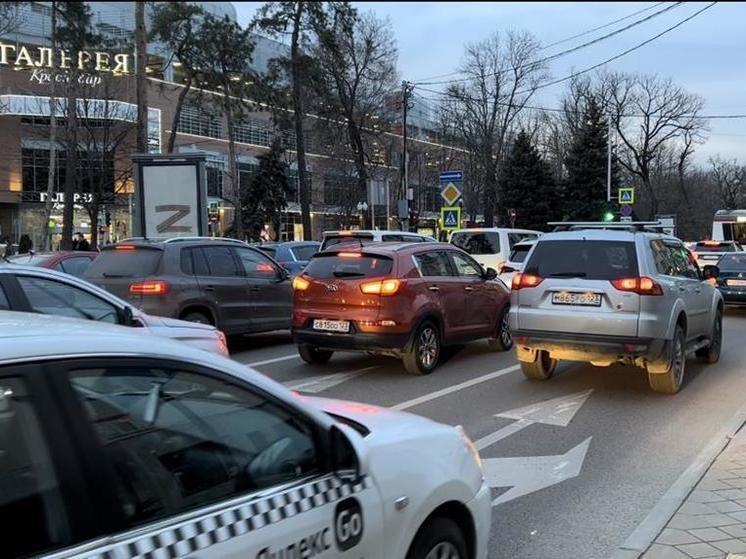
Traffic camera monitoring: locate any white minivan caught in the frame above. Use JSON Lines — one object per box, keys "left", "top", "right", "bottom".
{"left": 450, "top": 228, "right": 542, "bottom": 272}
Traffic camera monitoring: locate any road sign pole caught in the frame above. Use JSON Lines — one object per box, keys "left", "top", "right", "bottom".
{"left": 607, "top": 113, "right": 612, "bottom": 202}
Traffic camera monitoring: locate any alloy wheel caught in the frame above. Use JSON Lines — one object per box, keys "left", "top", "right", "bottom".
{"left": 418, "top": 327, "right": 438, "bottom": 369}
{"left": 500, "top": 311, "right": 512, "bottom": 348}
{"left": 425, "top": 542, "right": 461, "bottom": 559}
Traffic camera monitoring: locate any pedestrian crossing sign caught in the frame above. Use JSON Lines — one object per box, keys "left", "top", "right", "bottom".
{"left": 618, "top": 187, "right": 635, "bottom": 205}
{"left": 441, "top": 206, "right": 461, "bottom": 231}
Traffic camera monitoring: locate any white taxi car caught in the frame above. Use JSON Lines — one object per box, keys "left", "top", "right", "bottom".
{"left": 0, "top": 312, "right": 490, "bottom": 559}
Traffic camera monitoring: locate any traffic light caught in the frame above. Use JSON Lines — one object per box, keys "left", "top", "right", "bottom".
{"left": 602, "top": 210, "right": 615, "bottom": 222}
{"left": 105, "top": 211, "right": 112, "bottom": 227}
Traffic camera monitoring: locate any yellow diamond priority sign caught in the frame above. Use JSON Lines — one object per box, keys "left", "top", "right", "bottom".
{"left": 441, "top": 182, "right": 463, "bottom": 206}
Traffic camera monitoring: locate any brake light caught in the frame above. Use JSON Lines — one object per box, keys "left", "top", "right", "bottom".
{"left": 216, "top": 330, "right": 229, "bottom": 356}
{"left": 360, "top": 278, "right": 403, "bottom": 295}
{"left": 703, "top": 241, "right": 720, "bottom": 246}
{"left": 256, "top": 262, "right": 274, "bottom": 273}
{"left": 511, "top": 273, "right": 544, "bottom": 290}
{"left": 129, "top": 280, "right": 169, "bottom": 295}
{"left": 611, "top": 276, "right": 663, "bottom": 296}
{"left": 116, "top": 244, "right": 136, "bottom": 251}
{"left": 292, "top": 276, "right": 310, "bottom": 291}
{"left": 338, "top": 252, "right": 361, "bottom": 258}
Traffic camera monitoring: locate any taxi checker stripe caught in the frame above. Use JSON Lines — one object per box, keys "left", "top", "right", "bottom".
{"left": 94, "top": 475, "right": 368, "bottom": 559}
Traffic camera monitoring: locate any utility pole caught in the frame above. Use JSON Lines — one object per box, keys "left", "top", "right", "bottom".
{"left": 399, "top": 80, "right": 413, "bottom": 230}
{"left": 135, "top": 2, "right": 148, "bottom": 153}
{"left": 43, "top": 1, "right": 57, "bottom": 251}
{"left": 607, "top": 112, "right": 612, "bottom": 202}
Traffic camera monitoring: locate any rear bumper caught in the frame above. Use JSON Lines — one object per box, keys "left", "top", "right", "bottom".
{"left": 512, "top": 329, "right": 666, "bottom": 363}
{"left": 718, "top": 287, "right": 746, "bottom": 304}
{"left": 292, "top": 328, "right": 410, "bottom": 353}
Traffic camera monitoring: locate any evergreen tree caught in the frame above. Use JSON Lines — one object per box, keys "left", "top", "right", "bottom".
{"left": 241, "top": 141, "right": 291, "bottom": 241}
{"left": 501, "top": 130, "right": 556, "bottom": 231}
{"left": 563, "top": 96, "right": 618, "bottom": 221}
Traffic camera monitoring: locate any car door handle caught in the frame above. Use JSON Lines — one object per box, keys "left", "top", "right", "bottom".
{"left": 204, "top": 285, "right": 215, "bottom": 292}
{"left": 250, "top": 286, "right": 261, "bottom": 292}
{"left": 464, "top": 286, "right": 474, "bottom": 292}
{"left": 428, "top": 286, "right": 440, "bottom": 292}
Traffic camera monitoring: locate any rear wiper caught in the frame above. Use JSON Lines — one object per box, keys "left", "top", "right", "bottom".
{"left": 102, "top": 273, "right": 133, "bottom": 278}
{"left": 549, "top": 272, "right": 587, "bottom": 278}
{"left": 333, "top": 271, "right": 365, "bottom": 277}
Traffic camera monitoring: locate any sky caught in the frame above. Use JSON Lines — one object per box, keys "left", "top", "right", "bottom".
{"left": 231, "top": 1, "right": 746, "bottom": 165}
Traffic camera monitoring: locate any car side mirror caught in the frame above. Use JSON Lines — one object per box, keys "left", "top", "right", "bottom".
{"left": 330, "top": 424, "right": 369, "bottom": 480}
{"left": 483, "top": 267, "right": 498, "bottom": 281}
{"left": 119, "top": 305, "right": 134, "bottom": 326}
{"left": 702, "top": 265, "right": 719, "bottom": 280}
{"left": 277, "top": 267, "right": 290, "bottom": 282}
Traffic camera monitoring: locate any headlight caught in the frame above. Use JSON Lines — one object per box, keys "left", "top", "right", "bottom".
{"left": 456, "top": 425, "right": 482, "bottom": 471}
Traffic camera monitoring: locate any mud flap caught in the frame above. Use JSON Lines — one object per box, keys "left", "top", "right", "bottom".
{"left": 646, "top": 339, "right": 672, "bottom": 374}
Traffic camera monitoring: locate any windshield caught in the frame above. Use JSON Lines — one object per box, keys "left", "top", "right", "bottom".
{"left": 291, "top": 245, "right": 319, "bottom": 261}
{"left": 525, "top": 240, "right": 639, "bottom": 280}
{"left": 304, "top": 254, "right": 392, "bottom": 279}
{"left": 451, "top": 232, "right": 500, "bottom": 255}
{"left": 509, "top": 245, "right": 533, "bottom": 264}
{"left": 322, "top": 234, "right": 375, "bottom": 251}
{"left": 85, "top": 247, "right": 162, "bottom": 278}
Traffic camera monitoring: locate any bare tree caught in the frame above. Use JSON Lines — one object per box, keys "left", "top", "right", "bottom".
{"left": 316, "top": 10, "right": 398, "bottom": 215}
{"left": 604, "top": 73, "right": 707, "bottom": 217}
{"left": 441, "top": 31, "right": 547, "bottom": 226}
{"left": 710, "top": 156, "right": 746, "bottom": 210}
{"left": 0, "top": 2, "right": 23, "bottom": 37}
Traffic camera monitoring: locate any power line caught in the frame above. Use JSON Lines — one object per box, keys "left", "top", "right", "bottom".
{"left": 412, "top": 1, "right": 683, "bottom": 86}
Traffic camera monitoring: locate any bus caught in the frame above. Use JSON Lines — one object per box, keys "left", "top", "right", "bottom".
{"left": 712, "top": 210, "right": 746, "bottom": 244}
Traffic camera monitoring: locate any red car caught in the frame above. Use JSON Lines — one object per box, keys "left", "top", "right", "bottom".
{"left": 7, "top": 251, "right": 98, "bottom": 277}
{"left": 291, "top": 242, "right": 512, "bottom": 375}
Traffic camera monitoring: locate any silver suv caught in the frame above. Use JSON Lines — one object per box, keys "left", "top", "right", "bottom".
{"left": 509, "top": 225, "right": 723, "bottom": 394}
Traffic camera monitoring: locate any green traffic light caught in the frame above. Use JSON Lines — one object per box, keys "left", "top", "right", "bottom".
{"left": 603, "top": 211, "right": 615, "bottom": 222}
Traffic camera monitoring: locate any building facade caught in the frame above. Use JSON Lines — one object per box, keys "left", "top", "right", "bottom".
{"left": 0, "top": 1, "right": 468, "bottom": 248}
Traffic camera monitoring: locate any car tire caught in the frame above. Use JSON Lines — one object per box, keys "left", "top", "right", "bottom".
{"left": 181, "top": 311, "right": 213, "bottom": 325}
{"left": 297, "top": 344, "right": 333, "bottom": 365}
{"left": 488, "top": 305, "right": 513, "bottom": 352}
{"left": 403, "top": 321, "right": 441, "bottom": 376}
{"left": 520, "top": 350, "right": 557, "bottom": 380}
{"left": 648, "top": 325, "right": 686, "bottom": 394}
{"left": 696, "top": 309, "right": 722, "bottom": 364}
{"left": 406, "top": 517, "right": 468, "bottom": 559}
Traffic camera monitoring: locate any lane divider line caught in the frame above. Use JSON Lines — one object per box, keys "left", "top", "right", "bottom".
{"left": 391, "top": 364, "right": 521, "bottom": 411}
{"left": 246, "top": 354, "right": 299, "bottom": 367}
{"left": 284, "top": 366, "right": 379, "bottom": 393}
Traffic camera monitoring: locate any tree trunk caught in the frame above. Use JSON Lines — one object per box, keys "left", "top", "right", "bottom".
{"left": 347, "top": 121, "right": 368, "bottom": 229}
{"left": 224, "top": 96, "right": 243, "bottom": 239}
{"left": 43, "top": 0, "right": 57, "bottom": 251}
{"left": 61, "top": 88, "right": 78, "bottom": 250}
{"left": 291, "top": 3, "right": 312, "bottom": 240}
{"left": 88, "top": 198, "right": 99, "bottom": 249}
{"left": 135, "top": 1, "right": 148, "bottom": 153}
{"left": 167, "top": 73, "right": 192, "bottom": 153}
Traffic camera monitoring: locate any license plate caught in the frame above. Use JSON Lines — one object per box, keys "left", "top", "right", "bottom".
{"left": 552, "top": 291, "right": 602, "bottom": 307}
{"left": 312, "top": 319, "right": 350, "bottom": 333}
{"left": 727, "top": 279, "right": 746, "bottom": 287}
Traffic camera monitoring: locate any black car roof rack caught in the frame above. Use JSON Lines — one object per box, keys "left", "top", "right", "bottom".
{"left": 547, "top": 221, "right": 668, "bottom": 233}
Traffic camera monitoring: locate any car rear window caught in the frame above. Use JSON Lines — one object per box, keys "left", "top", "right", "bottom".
{"left": 291, "top": 245, "right": 318, "bottom": 261}
{"left": 304, "top": 254, "right": 393, "bottom": 279}
{"left": 524, "top": 240, "right": 638, "bottom": 280}
{"left": 85, "top": 247, "right": 162, "bottom": 278}
{"left": 451, "top": 232, "right": 500, "bottom": 255}
{"left": 509, "top": 245, "right": 533, "bottom": 264}
{"left": 695, "top": 242, "right": 739, "bottom": 252}
{"left": 322, "top": 234, "right": 374, "bottom": 250}
{"left": 718, "top": 253, "right": 746, "bottom": 269}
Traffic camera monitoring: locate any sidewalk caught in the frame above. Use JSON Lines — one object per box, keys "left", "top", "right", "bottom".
{"left": 643, "top": 428, "right": 746, "bottom": 559}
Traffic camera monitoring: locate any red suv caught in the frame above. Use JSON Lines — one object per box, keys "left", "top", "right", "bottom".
{"left": 291, "top": 243, "right": 512, "bottom": 374}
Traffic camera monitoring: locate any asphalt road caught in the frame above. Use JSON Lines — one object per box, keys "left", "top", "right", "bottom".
{"left": 230, "top": 307, "right": 746, "bottom": 559}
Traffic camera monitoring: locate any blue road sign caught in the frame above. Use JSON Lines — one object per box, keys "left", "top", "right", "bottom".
{"left": 618, "top": 187, "right": 635, "bottom": 204}
{"left": 441, "top": 206, "right": 461, "bottom": 231}
{"left": 439, "top": 170, "right": 464, "bottom": 184}
{"left": 620, "top": 205, "right": 633, "bottom": 217}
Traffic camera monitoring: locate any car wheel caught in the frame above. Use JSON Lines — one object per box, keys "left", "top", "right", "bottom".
{"left": 696, "top": 309, "right": 722, "bottom": 364}
{"left": 406, "top": 517, "right": 467, "bottom": 559}
{"left": 520, "top": 350, "right": 557, "bottom": 380}
{"left": 488, "top": 305, "right": 513, "bottom": 351}
{"left": 181, "top": 311, "right": 212, "bottom": 325}
{"left": 297, "top": 344, "right": 333, "bottom": 365}
{"left": 648, "top": 325, "right": 686, "bottom": 394}
{"left": 403, "top": 321, "right": 441, "bottom": 375}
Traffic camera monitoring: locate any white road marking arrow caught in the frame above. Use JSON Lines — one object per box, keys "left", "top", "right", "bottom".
{"left": 474, "top": 389, "right": 593, "bottom": 450}
{"left": 483, "top": 437, "right": 592, "bottom": 506}
{"left": 475, "top": 389, "right": 594, "bottom": 506}
{"left": 283, "top": 366, "right": 377, "bottom": 393}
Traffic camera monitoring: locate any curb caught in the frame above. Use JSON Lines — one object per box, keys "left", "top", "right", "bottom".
{"left": 612, "top": 403, "right": 746, "bottom": 559}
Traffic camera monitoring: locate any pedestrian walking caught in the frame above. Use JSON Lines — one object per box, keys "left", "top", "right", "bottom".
{"left": 75, "top": 233, "right": 90, "bottom": 251}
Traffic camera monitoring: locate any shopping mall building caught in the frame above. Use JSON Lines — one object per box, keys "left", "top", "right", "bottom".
{"left": 0, "top": 1, "right": 467, "bottom": 248}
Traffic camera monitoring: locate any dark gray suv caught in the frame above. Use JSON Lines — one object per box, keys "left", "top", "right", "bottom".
{"left": 85, "top": 237, "right": 293, "bottom": 335}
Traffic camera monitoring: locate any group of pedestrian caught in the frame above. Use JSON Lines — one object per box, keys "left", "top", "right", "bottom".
{"left": 72, "top": 233, "right": 90, "bottom": 251}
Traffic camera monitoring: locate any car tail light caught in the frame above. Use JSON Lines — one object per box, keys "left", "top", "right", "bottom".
{"left": 511, "top": 273, "right": 544, "bottom": 290}
{"left": 116, "top": 244, "right": 136, "bottom": 251}
{"left": 129, "top": 280, "right": 169, "bottom": 295}
{"left": 611, "top": 276, "right": 663, "bottom": 296}
{"left": 216, "top": 330, "right": 229, "bottom": 356}
{"left": 360, "top": 278, "right": 404, "bottom": 295}
{"left": 292, "top": 276, "right": 310, "bottom": 291}
{"left": 338, "top": 252, "right": 361, "bottom": 258}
